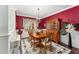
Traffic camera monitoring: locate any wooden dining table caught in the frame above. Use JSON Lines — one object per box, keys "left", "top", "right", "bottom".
{"left": 31, "top": 31, "right": 52, "bottom": 53}
{"left": 32, "top": 32, "right": 47, "bottom": 40}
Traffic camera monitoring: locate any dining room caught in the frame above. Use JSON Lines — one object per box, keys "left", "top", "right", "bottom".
{"left": 9, "top": 5, "right": 79, "bottom": 54}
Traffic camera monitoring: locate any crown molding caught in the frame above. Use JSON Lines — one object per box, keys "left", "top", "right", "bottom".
{"left": 40, "top": 5, "right": 77, "bottom": 19}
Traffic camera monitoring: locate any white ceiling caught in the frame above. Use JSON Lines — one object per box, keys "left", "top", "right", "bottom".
{"left": 9, "top": 5, "right": 75, "bottom": 19}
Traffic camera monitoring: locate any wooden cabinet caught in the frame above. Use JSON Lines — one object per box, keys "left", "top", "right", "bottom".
{"left": 46, "top": 19, "right": 60, "bottom": 43}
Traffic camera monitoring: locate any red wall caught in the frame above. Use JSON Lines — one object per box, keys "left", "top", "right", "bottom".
{"left": 39, "top": 6, "right": 79, "bottom": 28}
{"left": 16, "top": 15, "right": 36, "bottom": 29}
{"left": 16, "top": 16, "right": 23, "bottom": 29}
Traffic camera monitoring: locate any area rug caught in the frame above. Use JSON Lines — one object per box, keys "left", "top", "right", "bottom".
{"left": 10, "top": 41, "right": 20, "bottom": 54}
{"left": 21, "top": 39, "right": 71, "bottom": 54}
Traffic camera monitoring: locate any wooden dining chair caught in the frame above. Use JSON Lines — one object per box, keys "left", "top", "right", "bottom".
{"left": 28, "top": 31, "right": 40, "bottom": 47}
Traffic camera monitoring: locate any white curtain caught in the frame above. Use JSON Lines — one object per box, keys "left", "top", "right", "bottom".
{"left": 23, "top": 18, "right": 32, "bottom": 31}
{"left": 22, "top": 18, "right": 38, "bottom": 38}
{"left": 23, "top": 18, "right": 38, "bottom": 32}
{"left": 21, "top": 18, "right": 32, "bottom": 38}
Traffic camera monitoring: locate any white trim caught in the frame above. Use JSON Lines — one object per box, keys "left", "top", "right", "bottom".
{"left": 0, "top": 29, "right": 16, "bottom": 37}
{"left": 0, "top": 30, "right": 15, "bottom": 37}
{"left": 16, "top": 13, "right": 37, "bottom": 19}
{"left": 0, "top": 34, "right": 8, "bottom": 37}
{"left": 8, "top": 29, "right": 15, "bottom": 35}
{"left": 40, "top": 5, "right": 77, "bottom": 19}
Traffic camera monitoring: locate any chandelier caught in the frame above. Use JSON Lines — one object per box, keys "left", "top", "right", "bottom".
{"left": 37, "top": 8, "right": 40, "bottom": 22}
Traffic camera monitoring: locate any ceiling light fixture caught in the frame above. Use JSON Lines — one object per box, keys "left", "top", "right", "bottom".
{"left": 37, "top": 8, "right": 40, "bottom": 22}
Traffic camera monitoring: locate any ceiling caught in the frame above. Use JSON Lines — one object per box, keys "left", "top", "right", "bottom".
{"left": 9, "top": 5, "right": 75, "bottom": 19}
